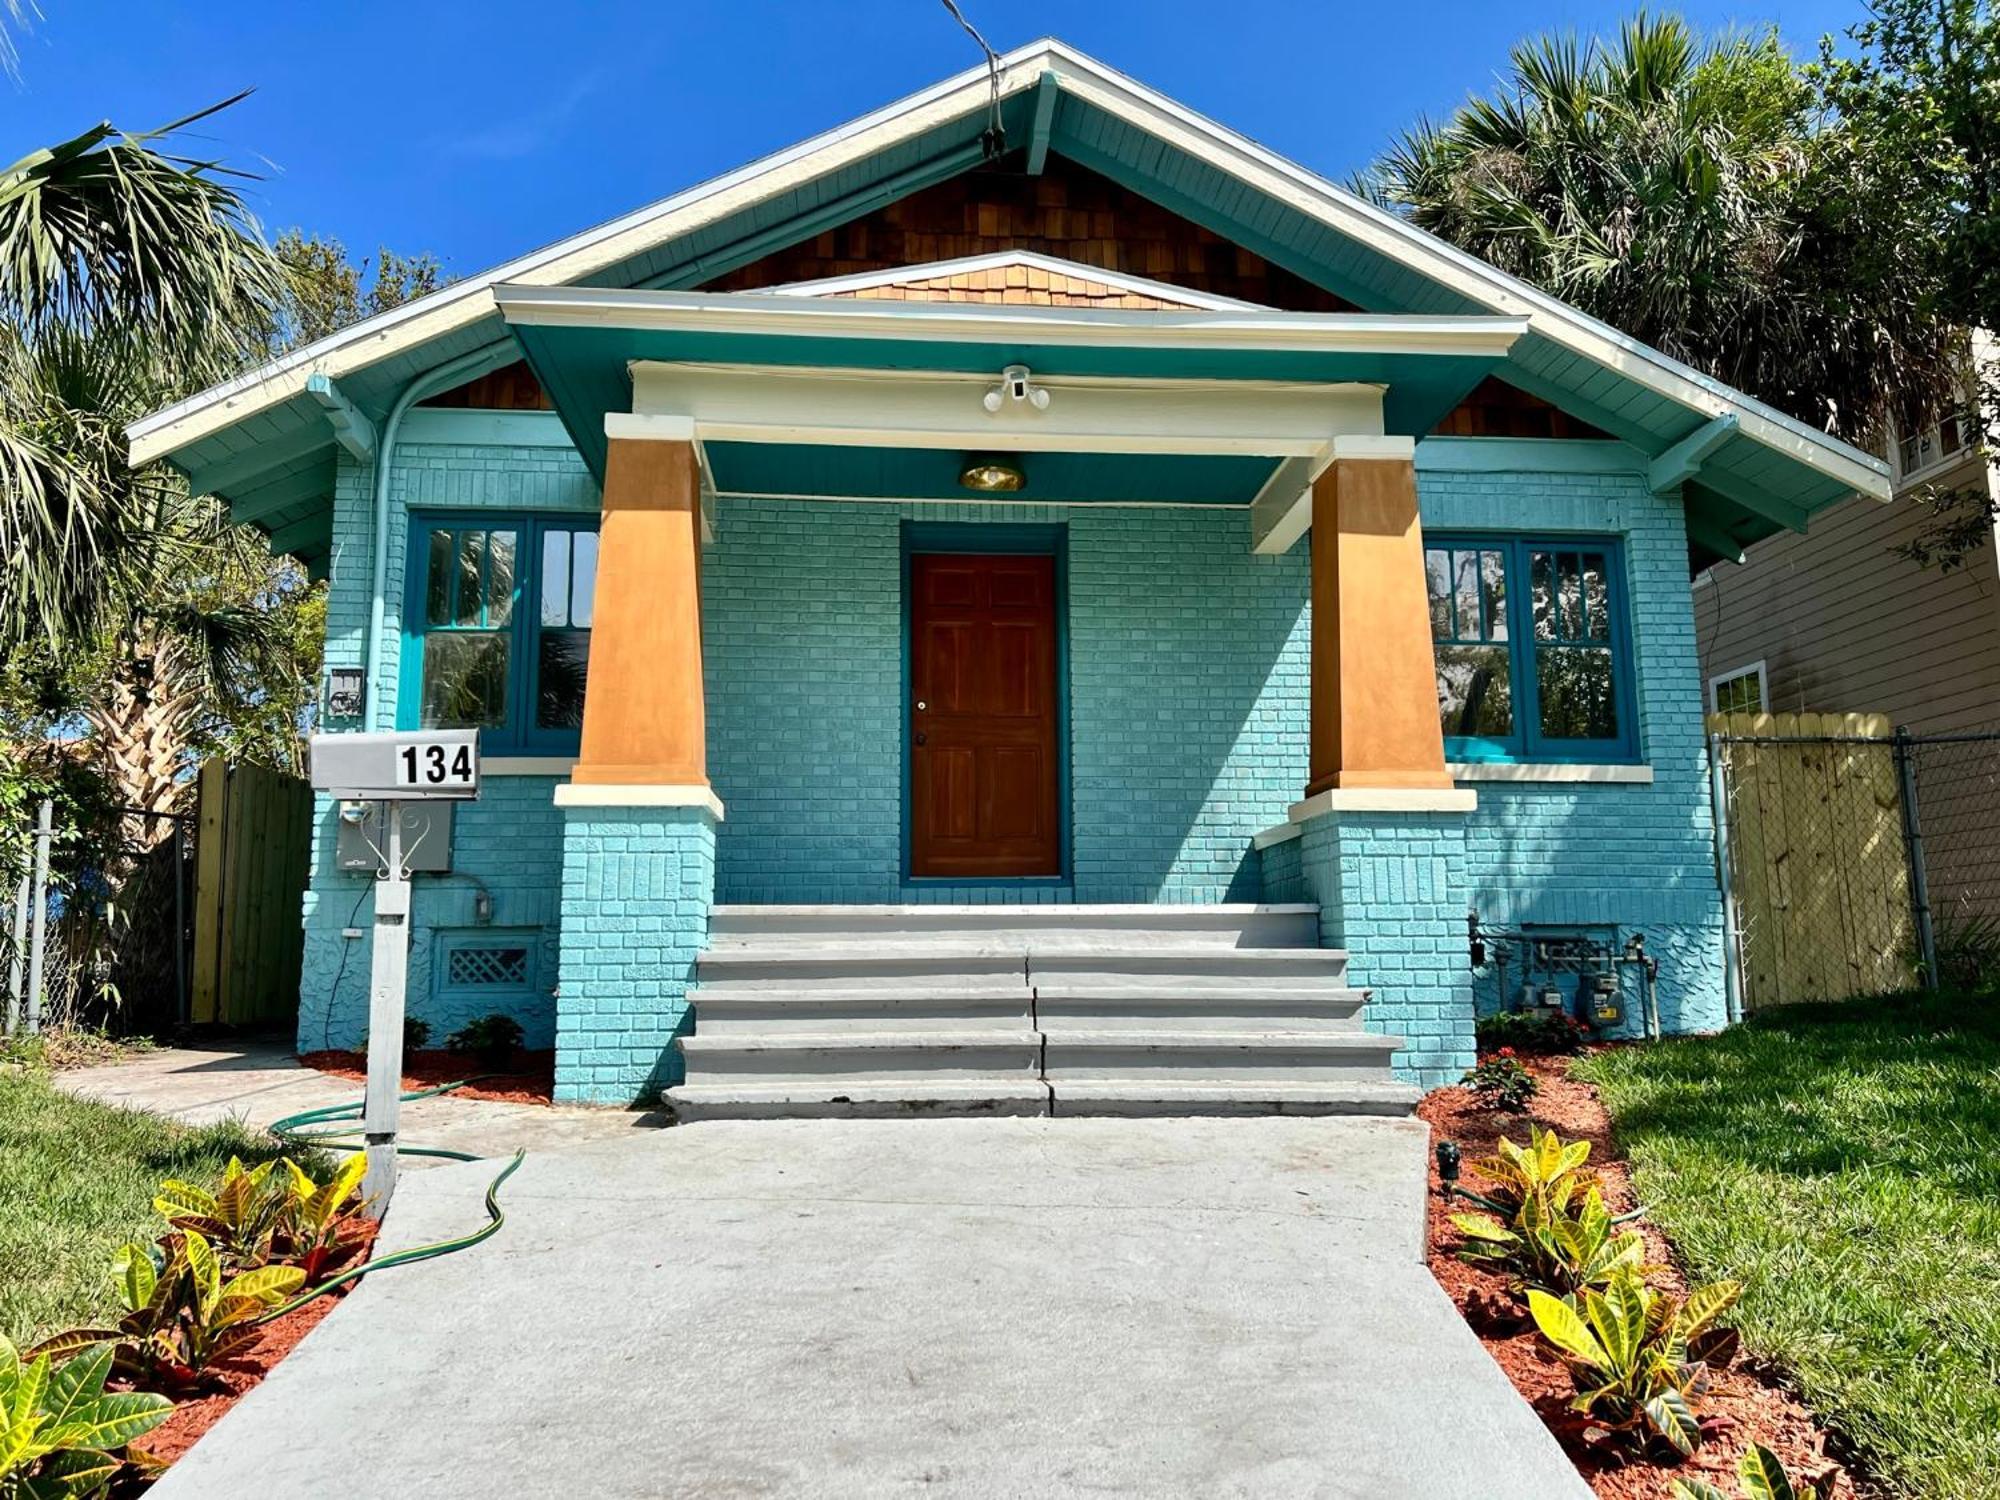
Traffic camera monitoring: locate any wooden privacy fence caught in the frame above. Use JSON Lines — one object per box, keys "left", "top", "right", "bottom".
{"left": 192, "top": 759, "right": 313, "bottom": 1025}
{"left": 1707, "top": 712, "right": 1914, "bottom": 1009}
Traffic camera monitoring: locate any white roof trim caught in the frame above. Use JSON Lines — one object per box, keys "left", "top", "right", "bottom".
{"left": 760, "top": 249, "right": 1262, "bottom": 310}
{"left": 496, "top": 284, "right": 1529, "bottom": 358}
{"left": 129, "top": 34, "right": 1890, "bottom": 501}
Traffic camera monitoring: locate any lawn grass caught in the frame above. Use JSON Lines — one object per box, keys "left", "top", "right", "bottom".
{"left": 1574, "top": 993, "right": 2000, "bottom": 1500}
{"left": 0, "top": 1063, "right": 293, "bottom": 1345}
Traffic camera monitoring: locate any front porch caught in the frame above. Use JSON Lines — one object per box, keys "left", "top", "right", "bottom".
{"left": 505, "top": 274, "right": 1496, "bottom": 1102}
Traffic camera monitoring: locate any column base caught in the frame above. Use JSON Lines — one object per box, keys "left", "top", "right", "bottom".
{"left": 1293, "top": 803, "right": 1476, "bottom": 1089}
{"left": 554, "top": 801, "right": 717, "bottom": 1105}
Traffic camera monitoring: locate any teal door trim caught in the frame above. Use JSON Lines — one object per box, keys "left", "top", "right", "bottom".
{"left": 899, "top": 521, "right": 1072, "bottom": 889}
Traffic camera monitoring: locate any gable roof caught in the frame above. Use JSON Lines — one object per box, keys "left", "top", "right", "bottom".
{"left": 128, "top": 37, "right": 1890, "bottom": 574}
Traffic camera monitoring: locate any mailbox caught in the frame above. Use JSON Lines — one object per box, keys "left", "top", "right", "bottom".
{"left": 309, "top": 730, "right": 480, "bottom": 800}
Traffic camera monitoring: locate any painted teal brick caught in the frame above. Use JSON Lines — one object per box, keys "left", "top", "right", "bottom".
{"left": 702, "top": 498, "right": 1306, "bottom": 904}
{"left": 554, "top": 805, "right": 714, "bottom": 1105}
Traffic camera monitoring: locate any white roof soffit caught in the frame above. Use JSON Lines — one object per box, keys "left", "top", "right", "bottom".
{"left": 494, "top": 284, "right": 1530, "bottom": 357}
{"left": 127, "top": 36, "right": 1891, "bottom": 502}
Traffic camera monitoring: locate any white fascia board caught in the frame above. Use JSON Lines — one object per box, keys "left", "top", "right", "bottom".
{"left": 1040, "top": 45, "right": 1890, "bottom": 500}
{"left": 628, "top": 362, "right": 1383, "bottom": 458}
{"left": 759, "top": 249, "right": 1263, "bottom": 311}
{"left": 503, "top": 284, "right": 1530, "bottom": 357}
{"left": 128, "top": 45, "right": 1059, "bottom": 466}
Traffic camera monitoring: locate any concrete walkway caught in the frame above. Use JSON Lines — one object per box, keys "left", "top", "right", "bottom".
{"left": 150, "top": 1116, "right": 1590, "bottom": 1499}
{"left": 56, "top": 1040, "right": 652, "bottom": 1162}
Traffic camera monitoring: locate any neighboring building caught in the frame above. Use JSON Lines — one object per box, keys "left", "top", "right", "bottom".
{"left": 128, "top": 40, "right": 1886, "bottom": 1112}
{"left": 1697, "top": 351, "right": 2000, "bottom": 733}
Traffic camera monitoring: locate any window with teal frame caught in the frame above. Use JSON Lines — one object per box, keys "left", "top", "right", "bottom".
{"left": 1426, "top": 534, "right": 1638, "bottom": 763}
{"left": 401, "top": 514, "right": 598, "bottom": 753}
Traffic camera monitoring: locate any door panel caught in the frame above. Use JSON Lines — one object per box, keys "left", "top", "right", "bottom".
{"left": 910, "top": 553, "right": 1061, "bottom": 878}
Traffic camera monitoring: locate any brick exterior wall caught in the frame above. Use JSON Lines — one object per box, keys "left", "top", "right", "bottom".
{"left": 1416, "top": 451, "right": 1728, "bottom": 1039}
{"left": 297, "top": 422, "right": 1725, "bottom": 1095}
{"left": 702, "top": 498, "right": 1308, "bottom": 903}
{"left": 298, "top": 427, "right": 597, "bottom": 1057}
{"left": 1298, "top": 810, "right": 1477, "bottom": 1088}
{"left": 555, "top": 806, "right": 715, "bottom": 1104}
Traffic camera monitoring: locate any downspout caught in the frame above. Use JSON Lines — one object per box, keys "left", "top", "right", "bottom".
{"left": 364, "top": 341, "right": 519, "bottom": 730}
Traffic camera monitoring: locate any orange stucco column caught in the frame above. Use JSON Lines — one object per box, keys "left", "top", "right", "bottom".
{"left": 571, "top": 437, "right": 708, "bottom": 787}
{"left": 1306, "top": 454, "right": 1454, "bottom": 795}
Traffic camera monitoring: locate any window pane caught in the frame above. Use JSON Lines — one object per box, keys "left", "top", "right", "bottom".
{"left": 1480, "top": 550, "right": 1508, "bottom": 641}
{"left": 1453, "top": 552, "right": 1481, "bottom": 641}
{"left": 1436, "top": 644, "right": 1514, "bottom": 739}
{"left": 570, "top": 532, "right": 597, "bottom": 628}
{"left": 1425, "top": 549, "right": 1451, "bottom": 639}
{"left": 1531, "top": 551, "right": 1555, "bottom": 640}
{"left": 541, "top": 530, "right": 570, "bottom": 627}
{"left": 1537, "top": 645, "right": 1617, "bottom": 740}
{"left": 425, "top": 531, "right": 453, "bottom": 627}
{"left": 452, "top": 532, "right": 484, "bottom": 626}
{"left": 1581, "top": 553, "right": 1611, "bottom": 641}
{"left": 422, "top": 632, "right": 510, "bottom": 728}
{"left": 1557, "top": 552, "right": 1581, "bottom": 639}
{"left": 537, "top": 630, "right": 590, "bottom": 729}
{"left": 484, "top": 530, "right": 516, "bottom": 626}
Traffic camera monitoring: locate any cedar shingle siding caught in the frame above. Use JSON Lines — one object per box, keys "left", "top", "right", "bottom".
{"left": 707, "top": 157, "right": 1354, "bottom": 312}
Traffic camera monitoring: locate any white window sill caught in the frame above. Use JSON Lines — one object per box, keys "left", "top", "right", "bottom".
{"left": 1447, "top": 762, "right": 1654, "bottom": 784}
{"left": 482, "top": 757, "right": 579, "bottom": 777}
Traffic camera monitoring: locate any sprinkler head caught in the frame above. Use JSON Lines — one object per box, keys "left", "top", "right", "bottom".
{"left": 1435, "top": 1139, "right": 1462, "bottom": 1200}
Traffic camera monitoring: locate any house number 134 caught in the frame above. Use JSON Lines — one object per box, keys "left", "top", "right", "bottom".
{"left": 397, "top": 742, "right": 474, "bottom": 787}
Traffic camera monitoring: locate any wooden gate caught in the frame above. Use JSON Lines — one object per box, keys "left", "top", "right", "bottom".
{"left": 1709, "top": 712, "right": 1914, "bottom": 1008}
{"left": 191, "top": 759, "right": 314, "bottom": 1025}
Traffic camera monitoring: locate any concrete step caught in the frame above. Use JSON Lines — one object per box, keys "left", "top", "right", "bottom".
{"left": 705, "top": 903, "right": 1320, "bottom": 951}
{"left": 1039, "top": 1030, "right": 1402, "bottom": 1082}
{"left": 688, "top": 987, "right": 1034, "bottom": 1035}
{"left": 664, "top": 1079, "right": 1052, "bottom": 1121}
{"left": 1028, "top": 950, "right": 1351, "bottom": 988}
{"left": 695, "top": 948, "right": 1029, "bottom": 987}
{"left": 675, "top": 1030, "right": 1043, "bottom": 1085}
{"left": 1032, "top": 984, "right": 1369, "bottom": 1031}
{"left": 1049, "top": 1080, "right": 1424, "bottom": 1118}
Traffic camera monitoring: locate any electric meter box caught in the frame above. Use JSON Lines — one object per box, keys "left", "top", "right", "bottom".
{"left": 334, "top": 802, "right": 454, "bottom": 874}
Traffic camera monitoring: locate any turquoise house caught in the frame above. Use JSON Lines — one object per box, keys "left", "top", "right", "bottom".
{"left": 129, "top": 41, "right": 1887, "bottom": 1112}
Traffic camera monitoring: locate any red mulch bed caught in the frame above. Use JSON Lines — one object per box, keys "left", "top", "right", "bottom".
{"left": 124, "top": 1224, "right": 379, "bottom": 1474}
{"left": 1420, "top": 1053, "right": 1868, "bottom": 1500}
{"left": 298, "top": 1048, "right": 553, "bottom": 1105}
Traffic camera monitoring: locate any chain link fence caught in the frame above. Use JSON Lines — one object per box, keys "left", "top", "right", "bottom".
{"left": 1709, "top": 712, "right": 2000, "bottom": 1010}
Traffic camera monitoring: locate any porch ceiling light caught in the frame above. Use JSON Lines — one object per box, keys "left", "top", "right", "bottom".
{"left": 959, "top": 454, "right": 1026, "bottom": 492}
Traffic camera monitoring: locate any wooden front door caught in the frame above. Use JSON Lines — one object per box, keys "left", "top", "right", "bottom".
{"left": 909, "top": 553, "right": 1062, "bottom": 879}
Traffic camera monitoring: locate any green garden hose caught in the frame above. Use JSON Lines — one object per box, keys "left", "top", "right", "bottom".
{"left": 258, "top": 1081, "right": 524, "bottom": 1323}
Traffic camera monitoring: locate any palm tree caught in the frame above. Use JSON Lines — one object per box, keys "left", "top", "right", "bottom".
{"left": 1365, "top": 14, "right": 1959, "bottom": 445}
{"left": 0, "top": 97, "right": 283, "bottom": 658}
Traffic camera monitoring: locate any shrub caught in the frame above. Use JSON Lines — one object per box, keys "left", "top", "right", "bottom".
{"left": 33, "top": 1230, "right": 305, "bottom": 1389}
{"left": 1463, "top": 1050, "right": 1538, "bottom": 1111}
{"left": 1924, "top": 909, "right": 2000, "bottom": 993}
{"left": 1458, "top": 1125, "right": 1601, "bottom": 1223}
{"left": 0, "top": 1335, "right": 171, "bottom": 1497}
{"left": 152, "top": 1156, "right": 290, "bottom": 1269}
{"left": 1530, "top": 1265, "right": 1741, "bottom": 1456}
{"left": 1476, "top": 1008, "right": 1593, "bottom": 1055}
{"left": 1454, "top": 1182, "right": 1647, "bottom": 1297}
{"left": 446, "top": 1014, "right": 524, "bottom": 1065}
{"left": 276, "top": 1154, "right": 371, "bottom": 1284}
{"left": 1672, "top": 1444, "right": 1829, "bottom": 1500}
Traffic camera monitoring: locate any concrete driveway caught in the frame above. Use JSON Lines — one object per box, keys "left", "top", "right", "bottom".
{"left": 152, "top": 1116, "right": 1589, "bottom": 1499}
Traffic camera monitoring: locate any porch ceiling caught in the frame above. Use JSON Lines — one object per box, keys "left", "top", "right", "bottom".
{"left": 703, "top": 442, "right": 1275, "bottom": 506}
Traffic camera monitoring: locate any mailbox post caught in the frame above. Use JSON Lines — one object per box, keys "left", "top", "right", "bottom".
{"left": 308, "top": 730, "right": 480, "bottom": 1216}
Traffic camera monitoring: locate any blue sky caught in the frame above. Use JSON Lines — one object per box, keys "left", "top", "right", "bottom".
{"left": 1, "top": 1, "right": 1871, "bottom": 280}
